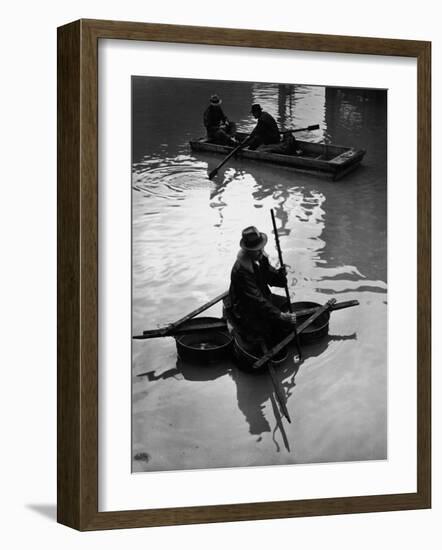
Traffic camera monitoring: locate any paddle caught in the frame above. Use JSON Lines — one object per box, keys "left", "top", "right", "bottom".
{"left": 142, "top": 290, "right": 228, "bottom": 337}
{"left": 253, "top": 298, "right": 337, "bottom": 370}
{"left": 280, "top": 123, "right": 320, "bottom": 135}
{"left": 208, "top": 136, "right": 251, "bottom": 179}
{"left": 136, "top": 319, "right": 227, "bottom": 339}
{"left": 271, "top": 208, "right": 302, "bottom": 361}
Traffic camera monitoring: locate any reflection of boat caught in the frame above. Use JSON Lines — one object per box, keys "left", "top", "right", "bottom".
{"left": 189, "top": 132, "right": 366, "bottom": 181}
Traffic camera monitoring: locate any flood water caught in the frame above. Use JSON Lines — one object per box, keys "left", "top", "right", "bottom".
{"left": 131, "top": 77, "right": 387, "bottom": 472}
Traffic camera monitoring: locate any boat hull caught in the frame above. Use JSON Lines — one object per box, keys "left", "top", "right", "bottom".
{"left": 190, "top": 134, "right": 366, "bottom": 180}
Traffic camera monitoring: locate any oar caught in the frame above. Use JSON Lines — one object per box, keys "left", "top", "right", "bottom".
{"left": 271, "top": 208, "right": 302, "bottom": 361}
{"left": 136, "top": 319, "right": 227, "bottom": 340}
{"left": 261, "top": 341, "right": 291, "bottom": 423}
{"left": 253, "top": 298, "right": 337, "bottom": 370}
{"left": 280, "top": 123, "right": 320, "bottom": 135}
{"left": 208, "top": 136, "right": 251, "bottom": 179}
{"left": 142, "top": 290, "right": 228, "bottom": 337}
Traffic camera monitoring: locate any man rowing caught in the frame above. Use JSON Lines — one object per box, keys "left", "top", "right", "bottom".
{"left": 225, "top": 226, "right": 297, "bottom": 355}
{"left": 247, "top": 104, "right": 281, "bottom": 150}
{"left": 203, "top": 94, "right": 237, "bottom": 146}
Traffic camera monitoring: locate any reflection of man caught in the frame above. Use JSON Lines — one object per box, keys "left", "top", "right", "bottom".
{"left": 247, "top": 104, "right": 280, "bottom": 150}
{"left": 227, "top": 226, "right": 296, "bottom": 350}
{"left": 203, "top": 94, "right": 237, "bottom": 146}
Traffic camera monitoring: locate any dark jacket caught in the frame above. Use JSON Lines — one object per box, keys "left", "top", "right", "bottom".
{"left": 203, "top": 105, "right": 228, "bottom": 137}
{"left": 228, "top": 250, "right": 287, "bottom": 336}
{"left": 250, "top": 111, "right": 280, "bottom": 144}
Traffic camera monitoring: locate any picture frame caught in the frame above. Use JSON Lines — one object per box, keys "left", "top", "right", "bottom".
{"left": 57, "top": 18, "right": 431, "bottom": 530}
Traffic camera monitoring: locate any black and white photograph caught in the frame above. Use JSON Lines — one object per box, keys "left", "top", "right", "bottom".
{"left": 2, "top": 0, "right": 437, "bottom": 544}
{"left": 131, "top": 76, "right": 387, "bottom": 472}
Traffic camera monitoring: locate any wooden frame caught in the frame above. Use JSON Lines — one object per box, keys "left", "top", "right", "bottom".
{"left": 57, "top": 18, "right": 431, "bottom": 531}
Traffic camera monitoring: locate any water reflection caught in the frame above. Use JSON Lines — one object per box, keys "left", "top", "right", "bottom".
{"left": 136, "top": 330, "right": 356, "bottom": 457}
{"left": 247, "top": 83, "right": 326, "bottom": 141}
{"left": 132, "top": 76, "right": 387, "bottom": 471}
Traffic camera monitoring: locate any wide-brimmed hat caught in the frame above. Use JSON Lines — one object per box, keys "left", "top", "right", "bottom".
{"left": 240, "top": 226, "right": 268, "bottom": 251}
{"left": 251, "top": 103, "right": 262, "bottom": 114}
{"left": 210, "top": 94, "right": 222, "bottom": 105}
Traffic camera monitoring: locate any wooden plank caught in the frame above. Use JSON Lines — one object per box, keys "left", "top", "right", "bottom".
{"left": 57, "top": 20, "right": 81, "bottom": 531}
{"left": 135, "top": 320, "right": 227, "bottom": 339}
{"left": 329, "top": 148, "right": 365, "bottom": 165}
{"left": 416, "top": 39, "right": 431, "bottom": 508}
{"left": 135, "top": 299, "right": 359, "bottom": 340}
{"left": 142, "top": 291, "right": 228, "bottom": 336}
{"left": 191, "top": 142, "right": 334, "bottom": 170}
{"left": 81, "top": 19, "right": 428, "bottom": 58}
{"left": 58, "top": 18, "right": 100, "bottom": 532}
{"left": 253, "top": 299, "right": 337, "bottom": 369}
{"left": 190, "top": 139, "right": 365, "bottom": 174}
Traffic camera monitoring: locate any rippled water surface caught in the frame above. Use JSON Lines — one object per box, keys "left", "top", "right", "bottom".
{"left": 132, "top": 77, "right": 387, "bottom": 472}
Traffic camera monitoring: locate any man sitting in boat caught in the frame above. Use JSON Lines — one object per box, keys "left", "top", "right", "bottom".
{"left": 247, "top": 104, "right": 281, "bottom": 150}
{"left": 225, "top": 226, "right": 297, "bottom": 355}
{"left": 203, "top": 94, "right": 237, "bottom": 146}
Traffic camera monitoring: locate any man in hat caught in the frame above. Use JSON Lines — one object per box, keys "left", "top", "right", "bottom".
{"left": 226, "top": 226, "right": 297, "bottom": 350}
{"left": 247, "top": 104, "right": 281, "bottom": 150}
{"left": 203, "top": 94, "right": 237, "bottom": 146}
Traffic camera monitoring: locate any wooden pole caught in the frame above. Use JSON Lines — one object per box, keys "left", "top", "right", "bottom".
{"left": 271, "top": 208, "right": 302, "bottom": 360}
{"left": 142, "top": 290, "right": 228, "bottom": 337}
{"left": 253, "top": 299, "right": 337, "bottom": 370}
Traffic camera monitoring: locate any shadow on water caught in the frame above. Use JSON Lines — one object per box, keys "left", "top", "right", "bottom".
{"left": 137, "top": 357, "right": 229, "bottom": 383}
{"left": 230, "top": 333, "right": 356, "bottom": 449}
{"left": 137, "top": 332, "right": 356, "bottom": 454}
{"left": 269, "top": 393, "right": 291, "bottom": 453}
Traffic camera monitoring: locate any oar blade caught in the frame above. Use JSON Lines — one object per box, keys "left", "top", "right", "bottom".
{"left": 281, "top": 123, "right": 320, "bottom": 134}
{"left": 207, "top": 140, "right": 247, "bottom": 180}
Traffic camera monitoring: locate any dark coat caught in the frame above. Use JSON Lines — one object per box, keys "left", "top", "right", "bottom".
{"left": 249, "top": 111, "right": 280, "bottom": 145}
{"left": 227, "top": 250, "right": 289, "bottom": 340}
{"left": 203, "top": 105, "right": 228, "bottom": 137}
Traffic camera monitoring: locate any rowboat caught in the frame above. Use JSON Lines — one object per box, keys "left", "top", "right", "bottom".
{"left": 189, "top": 132, "right": 366, "bottom": 181}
